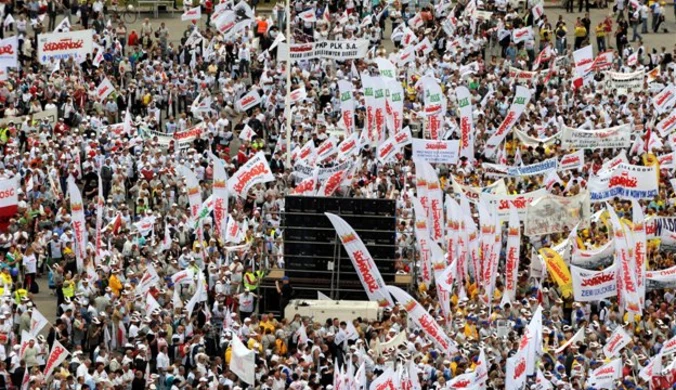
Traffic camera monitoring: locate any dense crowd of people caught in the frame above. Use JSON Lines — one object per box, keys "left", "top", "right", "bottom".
{"left": 0, "top": 0, "right": 675, "bottom": 389}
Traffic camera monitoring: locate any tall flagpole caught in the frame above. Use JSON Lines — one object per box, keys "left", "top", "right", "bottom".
{"left": 285, "top": 0, "right": 292, "bottom": 168}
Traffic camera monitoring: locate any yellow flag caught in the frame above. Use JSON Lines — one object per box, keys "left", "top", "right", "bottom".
{"left": 642, "top": 152, "right": 660, "bottom": 182}
{"left": 539, "top": 248, "right": 574, "bottom": 298}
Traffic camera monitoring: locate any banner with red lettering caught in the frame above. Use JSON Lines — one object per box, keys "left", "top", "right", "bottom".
{"left": 178, "top": 166, "right": 202, "bottom": 224}
{"left": 451, "top": 177, "right": 507, "bottom": 204}
{"left": 412, "top": 196, "right": 434, "bottom": 287}
{"left": 509, "top": 67, "right": 537, "bottom": 84}
{"left": 235, "top": 90, "right": 262, "bottom": 112}
{"left": 0, "top": 36, "right": 18, "bottom": 68}
{"left": 37, "top": 29, "right": 93, "bottom": 64}
{"left": 456, "top": 86, "right": 475, "bottom": 161}
{"left": 370, "top": 368, "right": 397, "bottom": 390}
{"left": 646, "top": 265, "right": 676, "bottom": 290}
{"left": 181, "top": 6, "right": 202, "bottom": 21}
{"left": 505, "top": 207, "right": 521, "bottom": 301}
{"left": 420, "top": 76, "right": 445, "bottom": 140}
{"left": 227, "top": 152, "right": 275, "bottom": 198}
{"left": 44, "top": 340, "right": 70, "bottom": 379}
{"left": 411, "top": 139, "right": 460, "bottom": 164}
{"left": 67, "top": 175, "right": 86, "bottom": 271}
{"left": 361, "top": 74, "right": 378, "bottom": 145}
{"left": 315, "top": 136, "right": 338, "bottom": 163}
{"left": 480, "top": 188, "right": 547, "bottom": 222}
{"left": 560, "top": 124, "right": 631, "bottom": 150}
{"left": 573, "top": 45, "right": 594, "bottom": 76}
{"left": 373, "top": 78, "right": 387, "bottom": 144}
{"left": 95, "top": 77, "right": 115, "bottom": 101}
{"left": 422, "top": 162, "right": 444, "bottom": 243}
{"left": 570, "top": 263, "right": 618, "bottom": 302}
{"left": 505, "top": 348, "right": 528, "bottom": 390}
{"left": 512, "top": 26, "right": 534, "bottom": 43}
{"left": 632, "top": 200, "right": 647, "bottom": 305}
{"left": 608, "top": 205, "right": 642, "bottom": 314}
{"left": 654, "top": 85, "right": 676, "bottom": 114}
{"left": 588, "top": 359, "right": 622, "bottom": 387}
{"left": 210, "top": 152, "right": 229, "bottom": 242}
{"left": 0, "top": 177, "right": 18, "bottom": 232}
{"left": 484, "top": 86, "right": 531, "bottom": 158}
{"left": 338, "top": 80, "right": 355, "bottom": 134}
{"left": 94, "top": 176, "right": 103, "bottom": 264}
{"left": 386, "top": 285, "right": 457, "bottom": 356}
{"left": 558, "top": 149, "right": 585, "bottom": 171}
{"left": 317, "top": 169, "right": 346, "bottom": 197}
{"left": 571, "top": 239, "right": 614, "bottom": 269}
{"left": 603, "top": 326, "right": 631, "bottom": 359}
{"left": 657, "top": 110, "right": 676, "bottom": 136}
{"left": 326, "top": 213, "right": 393, "bottom": 307}
{"left": 386, "top": 79, "right": 404, "bottom": 135}
{"left": 337, "top": 133, "right": 359, "bottom": 161}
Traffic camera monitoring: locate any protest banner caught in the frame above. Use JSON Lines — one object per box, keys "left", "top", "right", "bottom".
{"left": 37, "top": 29, "right": 93, "bottom": 64}
{"left": 561, "top": 124, "right": 631, "bottom": 149}
{"left": 278, "top": 40, "right": 369, "bottom": 61}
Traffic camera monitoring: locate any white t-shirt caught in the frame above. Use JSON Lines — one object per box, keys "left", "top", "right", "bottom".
{"left": 238, "top": 292, "right": 255, "bottom": 312}
{"left": 23, "top": 254, "right": 37, "bottom": 274}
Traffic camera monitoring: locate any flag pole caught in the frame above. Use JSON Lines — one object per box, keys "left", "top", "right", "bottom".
{"left": 285, "top": 0, "right": 292, "bottom": 168}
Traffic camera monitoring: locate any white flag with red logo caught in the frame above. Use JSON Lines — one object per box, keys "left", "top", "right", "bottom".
{"left": 95, "top": 77, "right": 115, "bottom": 102}
{"left": 589, "top": 359, "right": 622, "bottom": 387}
{"left": 315, "top": 136, "right": 339, "bottom": 163}
{"left": 29, "top": 308, "right": 49, "bottom": 337}
{"left": 456, "top": 86, "right": 475, "bottom": 161}
{"left": 0, "top": 36, "right": 18, "bottom": 68}
{"left": 67, "top": 175, "right": 86, "bottom": 271}
{"left": 386, "top": 285, "right": 457, "bottom": 356}
{"left": 227, "top": 152, "right": 275, "bottom": 198}
{"left": 602, "top": 326, "right": 631, "bottom": 359}
{"left": 239, "top": 124, "right": 256, "bottom": 141}
{"left": 235, "top": 90, "right": 262, "bottom": 112}
{"left": 289, "top": 87, "right": 307, "bottom": 104}
{"left": 44, "top": 340, "right": 70, "bottom": 379}
{"left": 299, "top": 9, "right": 317, "bottom": 22}
{"left": 369, "top": 368, "right": 398, "bottom": 390}
{"left": 291, "top": 169, "right": 318, "bottom": 196}
{"left": 182, "top": 6, "right": 202, "bottom": 21}
{"left": 326, "top": 213, "right": 393, "bottom": 307}
{"left": 338, "top": 80, "right": 355, "bottom": 134}
{"left": 317, "top": 170, "right": 346, "bottom": 197}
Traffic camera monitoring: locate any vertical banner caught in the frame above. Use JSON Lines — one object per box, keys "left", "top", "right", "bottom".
{"left": 412, "top": 196, "right": 434, "bottom": 287}
{"left": 230, "top": 333, "right": 256, "bottom": 384}
{"left": 94, "top": 176, "right": 103, "bottom": 265}
{"left": 608, "top": 205, "right": 641, "bottom": 314}
{"left": 420, "top": 76, "right": 445, "bottom": 140}
{"left": 44, "top": 340, "right": 70, "bottom": 379}
{"left": 386, "top": 79, "right": 404, "bottom": 135}
{"left": 456, "top": 86, "right": 475, "bottom": 161}
{"left": 338, "top": 80, "right": 355, "bottom": 134}
{"left": 325, "top": 213, "right": 394, "bottom": 307}
{"left": 361, "top": 74, "right": 377, "bottom": 145}
{"left": 67, "top": 175, "right": 86, "bottom": 271}
{"left": 386, "top": 286, "right": 457, "bottom": 356}
{"left": 539, "top": 247, "right": 573, "bottom": 298}
{"left": 632, "top": 200, "right": 647, "bottom": 306}
{"left": 505, "top": 207, "right": 521, "bottom": 301}
{"left": 210, "top": 153, "right": 229, "bottom": 243}
{"left": 484, "top": 86, "right": 532, "bottom": 158}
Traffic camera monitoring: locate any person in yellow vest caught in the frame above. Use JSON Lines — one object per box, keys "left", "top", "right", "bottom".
{"left": 13, "top": 282, "right": 28, "bottom": 305}
{"left": 61, "top": 273, "right": 76, "bottom": 301}
{"left": 242, "top": 265, "right": 264, "bottom": 293}
{"left": 108, "top": 269, "right": 123, "bottom": 296}
{"left": 0, "top": 267, "right": 12, "bottom": 296}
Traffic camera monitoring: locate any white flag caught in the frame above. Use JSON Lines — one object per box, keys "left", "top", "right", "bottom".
{"left": 95, "top": 77, "right": 115, "bottom": 102}
{"left": 29, "top": 308, "right": 49, "bottom": 336}
{"left": 181, "top": 6, "right": 202, "bottom": 21}
{"left": 44, "top": 340, "right": 70, "bottom": 379}
{"left": 230, "top": 334, "right": 256, "bottom": 384}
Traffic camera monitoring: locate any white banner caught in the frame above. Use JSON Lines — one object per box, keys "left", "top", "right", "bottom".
{"left": 512, "top": 26, "right": 534, "bottom": 43}
{"left": 181, "top": 6, "right": 201, "bottom": 21}
{"left": 561, "top": 124, "right": 631, "bottom": 149}
{"left": 227, "top": 152, "right": 275, "bottom": 198}
{"left": 29, "top": 309, "right": 49, "bottom": 337}
{"left": 588, "top": 359, "right": 622, "bottom": 387}
{"left": 480, "top": 189, "right": 548, "bottom": 221}
{"left": 509, "top": 66, "right": 537, "bottom": 83}
{"left": 95, "top": 77, "right": 115, "bottom": 101}
{"left": 657, "top": 109, "right": 676, "bottom": 136}
{"left": 506, "top": 158, "right": 558, "bottom": 177}
{"left": 386, "top": 285, "right": 457, "bottom": 356}
{"left": 646, "top": 265, "right": 676, "bottom": 290}
{"left": 524, "top": 192, "right": 590, "bottom": 236}
{"left": 485, "top": 86, "right": 531, "bottom": 157}
{"left": 235, "top": 90, "right": 261, "bottom": 112}
{"left": 326, "top": 213, "right": 394, "bottom": 307}
{"left": 608, "top": 70, "right": 644, "bottom": 92}
{"left": 230, "top": 333, "right": 255, "bottom": 384}
{"left": 37, "top": 29, "right": 93, "bottom": 64}
{"left": 570, "top": 263, "right": 618, "bottom": 302}
{"left": 589, "top": 163, "right": 659, "bottom": 202}
{"left": 67, "top": 176, "right": 86, "bottom": 271}
{"left": 602, "top": 326, "right": 631, "bottom": 359}
{"left": 411, "top": 139, "right": 459, "bottom": 164}
{"left": 558, "top": 149, "right": 585, "bottom": 171}
{"left": 0, "top": 36, "right": 18, "bottom": 68}
{"left": 278, "top": 40, "right": 369, "bottom": 61}
{"left": 338, "top": 80, "right": 355, "bottom": 134}
{"left": 44, "top": 340, "right": 70, "bottom": 379}
{"left": 456, "top": 86, "right": 475, "bottom": 161}
{"left": 573, "top": 45, "right": 594, "bottom": 76}
{"left": 451, "top": 177, "right": 507, "bottom": 204}
{"left": 572, "top": 240, "right": 615, "bottom": 269}
{"left": 653, "top": 85, "right": 676, "bottom": 114}
{"left": 294, "top": 160, "right": 354, "bottom": 181}
{"left": 514, "top": 128, "right": 560, "bottom": 148}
